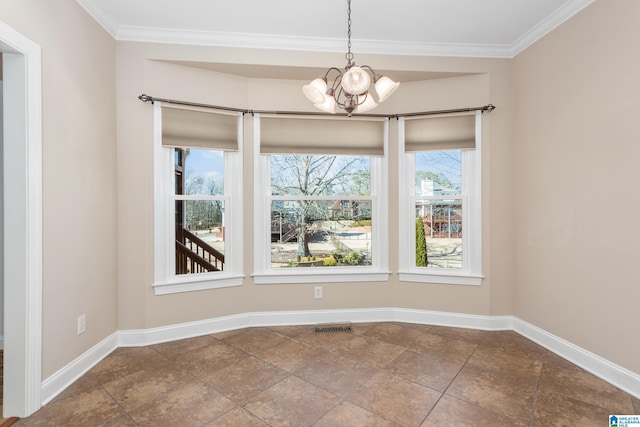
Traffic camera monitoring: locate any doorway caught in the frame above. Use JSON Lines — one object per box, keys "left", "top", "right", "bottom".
{"left": 0, "top": 20, "right": 43, "bottom": 418}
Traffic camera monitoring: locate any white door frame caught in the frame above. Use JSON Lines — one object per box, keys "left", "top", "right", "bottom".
{"left": 1, "top": 20, "right": 43, "bottom": 418}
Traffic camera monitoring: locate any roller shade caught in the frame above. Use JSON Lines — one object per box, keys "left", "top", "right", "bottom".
{"left": 404, "top": 112, "right": 475, "bottom": 152}
{"left": 260, "top": 115, "right": 385, "bottom": 156}
{"left": 161, "top": 104, "right": 239, "bottom": 151}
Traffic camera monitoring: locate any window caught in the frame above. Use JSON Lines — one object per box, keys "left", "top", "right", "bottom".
{"left": 153, "top": 103, "right": 243, "bottom": 294}
{"left": 254, "top": 114, "right": 389, "bottom": 284}
{"left": 398, "top": 112, "right": 483, "bottom": 285}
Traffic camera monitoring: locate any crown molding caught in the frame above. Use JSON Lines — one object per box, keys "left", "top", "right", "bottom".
{"left": 75, "top": 0, "right": 120, "bottom": 38}
{"left": 508, "top": 0, "right": 597, "bottom": 57}
{"left": 77, "top": 0, "right": 596, "bottom": 59}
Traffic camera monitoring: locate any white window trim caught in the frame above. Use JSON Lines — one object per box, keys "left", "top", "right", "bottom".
{"left": 152, "top": 102, "right": 244, "bottom": 295}
{"left": 253, "top": 113, "right": 390, "bottom": 284}
{"left": 398, "top": 111, "right": 483, "bottom": 286}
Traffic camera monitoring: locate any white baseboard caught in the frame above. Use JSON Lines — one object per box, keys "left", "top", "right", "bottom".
{"left": 0, "top": 335, "right": 4, "bottom": 350}
{"left": 116, "top": 308, "right": 513, "bottom": 347}
{"left": 513, "top": 318, "right": 640, "bottom": 399}
{"left": 40, "top": 333, "right": 118, "bottom": 405}
{"left": 39, "top": 308, "right": 639, "bottom": 405}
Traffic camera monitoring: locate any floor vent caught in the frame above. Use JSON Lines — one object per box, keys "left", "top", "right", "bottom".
{"left": 314, "top": 323, "right": 352, "bottom": 334}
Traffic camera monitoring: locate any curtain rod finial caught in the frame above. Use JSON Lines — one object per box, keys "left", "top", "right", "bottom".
{"left": 139, "top": 94, "right": 154, "bottom": 103}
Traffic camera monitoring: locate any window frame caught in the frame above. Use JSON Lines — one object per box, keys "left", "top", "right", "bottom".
{"left": 253, "top": 113, "right": 390, "bottom": 284}
{"left": 398, "top": 111, "right": 483, "bottom": 285}
{"left": 152, "top": 102, "right": 244, "bottom": 295}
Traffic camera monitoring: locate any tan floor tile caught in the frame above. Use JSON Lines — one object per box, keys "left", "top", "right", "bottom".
{"left": 350, "top": 322, "right": 379, "bottom": 335}
{"left": 150, "top": 334, "right": 217, "bottom": 360}
{"left": 101, "top": 363, "right": 196, "bottom": 411}
{"left": 267, "top": 324, "right": 313, "bottom": 338}
{"left": 314, "top": 401, "right": 400, "bottom": 427}
{"left": 296, "top": 353, "right": 379, "bottom": 398}
{"left": 222, "top": 327, "right": 288, "bottom": 354}
{"left": 466, "top": 345, "right": 543, "bottom": 384}
{"left": 210, "top": 328, "right": 246, "bottom": 340}
{"left": 427, "top": 325, "right": 489, "bottom": 345}
{"left": 204, "top": 407, "right": 270, "bottom": 427}
{"left": 245, "top": 376, "right": 340, "bottom": 427}
{"left": 422, "top": 395, "right": 529, "bottom": 427}
{"left": 363, "top": 322, "right": 426, "bottom": 348}
{"left": 296, "top": 329, "right": 359, "bottom": 351}
{"left": 203, "top": 356, "right": 288, "bottom": 405}
{"left": 409, "top": 332, "right": 478, "bottom": 365}
{"left": 538, "top": 362, "right": 635, "bottom": 414}
{"left": 532, "top": 391, "right": 612, "bottom": 427}
{"left": 480, "top": 331, "right": 548, "bottom": 358}
{"left": 256, "top": 338, "right": 328, "bottom": 372}
{"left": 384, "top": 349, "right": 462, "bottom": 392}
{"left": 175, "top": 340, "right": 248, "bottom": 378}
{"left": 633, "top": 395, "right": 640, "bottom": 413}
{"left": 332, "top": 334, "right": 405, "bottom": 368}
{"left": 48, "top": 374, "right": 101, "bottom": 405}
{"left": 446, "top": 364, "right": 537, "bottom": 420}
{"left": 128, "top": 380, "right": 235, "bottom": 426}
{"left": 89, "top": 347, "right": 171, "bottom": 384}
{"left": 347, "top": 371, "right": 441, "bottom": 427}
{"left": 101, "top": 413, "right": 137, "bottom": 426}
{"left": 15, "top": 387, "right": 122, "bottom": 426}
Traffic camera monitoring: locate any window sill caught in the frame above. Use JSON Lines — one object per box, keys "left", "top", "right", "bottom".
{"left": 153, "top": 274, "right": 244, "bottom": 295}
{"left": 398, "top": 271, "right": 483, "bottom": 286}
{"left": 253, "top": 269, "right": 390, "bottom": 285}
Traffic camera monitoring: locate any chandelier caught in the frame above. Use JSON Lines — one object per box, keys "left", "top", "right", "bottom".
{"left": 302, "top": 0, "right": 400, "bottom": 116}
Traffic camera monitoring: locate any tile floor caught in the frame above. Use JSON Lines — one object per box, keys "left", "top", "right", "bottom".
{"left": 13, "top": 322, "right": 640, "bottom": 426}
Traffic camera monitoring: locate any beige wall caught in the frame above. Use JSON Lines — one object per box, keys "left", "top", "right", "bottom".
{"left": 115, "top": 42, "right": 515, "bottom": 330}
{"left": 513, "top": 0, "right": 640, "bottom": 373}
{"left": 0, "top": 0, "right": 117, "bottom": 378}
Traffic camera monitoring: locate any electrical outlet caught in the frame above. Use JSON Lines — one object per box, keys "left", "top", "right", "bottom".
{"left": 314, "top": 286, "right": 323, "bottom": 299}
{"left": 77, "top": 314, "right": 86, "bottom": 335}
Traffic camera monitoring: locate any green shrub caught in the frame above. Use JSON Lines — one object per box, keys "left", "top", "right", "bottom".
{"left": 346, "top": 250, "right": 360, "bottom": 265}
{"left": 416, "top": 216, "right": 428, "bottom": 267}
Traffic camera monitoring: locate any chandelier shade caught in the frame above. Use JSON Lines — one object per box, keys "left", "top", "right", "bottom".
{"left": 342, "top": 66, "right": 371, "bottom": 95}
{"left": 374, "top": 75, "right": 400, "bottom": 103}
{"left": 302, "top": 78, "right": 328, "bottom": 104}
{"left": 302, "top": 0, "right": 399, "bottom": 116}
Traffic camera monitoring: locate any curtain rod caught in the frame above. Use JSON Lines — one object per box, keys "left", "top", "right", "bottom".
{"left": 138, "top": 94, "right": 495, "bottom": 118}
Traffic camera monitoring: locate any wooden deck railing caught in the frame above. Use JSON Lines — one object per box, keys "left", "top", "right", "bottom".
{"left": 176, "top": 228, "right": 225, "bottom": 274}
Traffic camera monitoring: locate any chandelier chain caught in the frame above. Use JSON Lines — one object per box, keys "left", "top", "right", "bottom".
{"left": 345, "top": 0, "right": 354, "bottom": 65}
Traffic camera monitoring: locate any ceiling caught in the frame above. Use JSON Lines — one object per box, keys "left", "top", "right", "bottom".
{"left": 77, "top": 0, "right": 595, "bottom": 59}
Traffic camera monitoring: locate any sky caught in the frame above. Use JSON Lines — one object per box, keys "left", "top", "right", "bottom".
{"left": 182, "top": 148, "right": 224, "bottom": 195}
